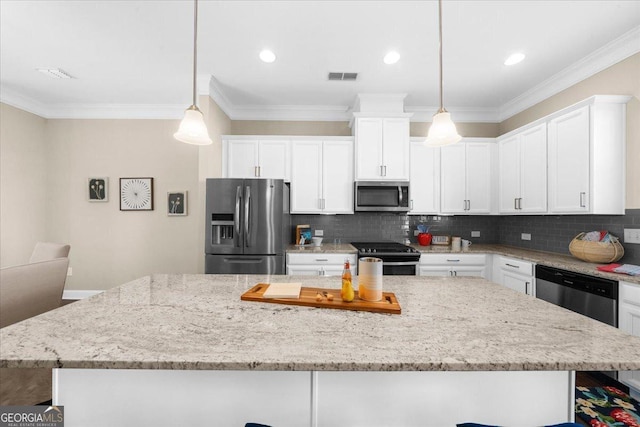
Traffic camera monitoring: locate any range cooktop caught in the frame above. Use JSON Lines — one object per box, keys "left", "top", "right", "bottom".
{"left": 350, "top": 241, "right": 419, "bottom": 256}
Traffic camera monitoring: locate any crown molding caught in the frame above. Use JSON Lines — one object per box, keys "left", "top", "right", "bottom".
{"left": 43, "top": 104, "right": 185, "bottom": 119}
{"left": 0, "top": 86, "right": 50, "bottom": 118}
{"left": 498, "top": 25, "right": 640, "bottom": 122}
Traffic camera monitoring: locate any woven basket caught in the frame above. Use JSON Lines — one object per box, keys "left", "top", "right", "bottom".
{"left": 569, "top": 232, "right": 624, "bottom": 263}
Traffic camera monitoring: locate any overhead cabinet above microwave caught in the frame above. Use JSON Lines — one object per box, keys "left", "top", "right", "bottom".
{"left": 353, "top": 116, "right": 410, "bottom": 181}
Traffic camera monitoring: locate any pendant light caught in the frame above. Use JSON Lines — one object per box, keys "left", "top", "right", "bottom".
{"left": 425, "top": 0, "right": 462, "bottom": 147}
{"left": 174, "top": 0, "right": 212, "bottom": 145}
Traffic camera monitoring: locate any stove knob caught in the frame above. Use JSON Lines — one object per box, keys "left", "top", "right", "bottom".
{"left": 373, "top": 249, "right": 377, "bottom": 253}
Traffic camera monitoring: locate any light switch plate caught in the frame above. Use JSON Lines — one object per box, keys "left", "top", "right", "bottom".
{"left": 521, "top": 233, "right": 532, "bottom": 241}
{"left": 624, "top": 229, "right": 640, "bottom": 244}
{"left": 67, "top": 267, "right": 73, "bottom": 276}
{"left": 315, "top": 230, "right": 324, "bottom": 237}
{"left": 471, "top": 231, "right": 480, "bottom": 238}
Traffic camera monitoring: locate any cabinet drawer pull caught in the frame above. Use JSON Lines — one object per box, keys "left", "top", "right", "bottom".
{"left": 505, "top": 263, "right": 520, "bottom": 269}
{"left": 514, "top": 198, "right": 518, "bottom": 210}
{"left": 446, "top": 259, "right": 460, "bottom": 262}
{"left": 315, "top": 259, "right": 329, "bottom": 262}
{"left": 579, "top": 192, "right": 586, "bottom": 208}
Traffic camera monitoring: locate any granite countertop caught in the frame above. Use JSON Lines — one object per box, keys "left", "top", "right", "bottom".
{"left": 287, "top": 243, "right": 639, "bottom": 284}
{"left": 1, "top": 274, "right": 639, "bottom": 372}
{"left": 409, "top": 243, "right": 640, "bottom": 284}
{"left": 286, "top": 243, "right": 358, "bottom": 254}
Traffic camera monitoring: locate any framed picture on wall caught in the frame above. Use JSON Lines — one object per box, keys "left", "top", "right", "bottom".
{"left": 120, "top": 177, "right": 154, "bottom": 211}
{"left": 167, "top": 191, "right": 187, "bottom": 216}
{"left": 88, "top": 177, "right": 108, "bottom": 202}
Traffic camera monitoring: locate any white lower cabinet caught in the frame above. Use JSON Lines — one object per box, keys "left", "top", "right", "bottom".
{"left": 286, "top": 253, "right": 357, "bottom": 277}
{"left": 419, "top": 254, "right": 488, "bottom": 279}
{"left": 492, "top": 256, "right": 534, "bottom": 296}
{"left": 619, "top": 280, "right": 640, "bottom": 398}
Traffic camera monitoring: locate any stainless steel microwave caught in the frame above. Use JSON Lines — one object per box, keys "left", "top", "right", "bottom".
{"left": 354, "top": 181, "right": 410, "bottom": 212}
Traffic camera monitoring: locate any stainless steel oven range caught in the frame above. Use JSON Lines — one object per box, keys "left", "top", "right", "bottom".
{"left": 350, "top": 242, "right": 420, "bottom": 275}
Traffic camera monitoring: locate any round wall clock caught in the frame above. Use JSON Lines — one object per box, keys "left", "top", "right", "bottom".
{"left": 120, "top": 177, "right": 154, "bottom": 211}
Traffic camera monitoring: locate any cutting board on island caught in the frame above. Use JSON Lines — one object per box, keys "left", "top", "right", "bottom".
{"left": 241, "top": 283, "right": 401, "bottom": 315}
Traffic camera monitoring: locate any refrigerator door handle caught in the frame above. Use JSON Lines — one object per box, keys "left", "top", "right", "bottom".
{"left": 244, "top": 185, "right": 251, "bottom": 247}
{"left": 234, "top": 186, "right": 242, "bottom": 247}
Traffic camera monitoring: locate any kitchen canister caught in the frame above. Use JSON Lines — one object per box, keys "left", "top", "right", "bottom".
{"left": 451, "top": 236, "right": 461, "bottom": 251}
{"left": 358, "top": 257, "right": 383, "bottom": 301}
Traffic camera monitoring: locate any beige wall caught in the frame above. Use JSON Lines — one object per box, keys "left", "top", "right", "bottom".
{"left": 231, "top": 120, "right": 352, "bottom": 136}
{"left": 410, "top": 122, "right": 499, "bottom": 138}
{"left": 0, "top": 104, "right": 48, "bottom": 267}
{"left": 44, "top": 118, "right": 202, "bottom": 290}
{"left": 230, "top": 120, "right": 500, "bottom": 138}
{"left": 500, "top": 53, "right": 640, "bottom": 208}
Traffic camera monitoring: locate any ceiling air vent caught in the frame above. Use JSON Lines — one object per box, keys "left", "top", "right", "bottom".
{"left": 328, "top": 72, "right": 358, "bottom": 81}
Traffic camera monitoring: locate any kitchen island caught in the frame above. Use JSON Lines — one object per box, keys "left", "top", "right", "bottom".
{"left": 2, "top": 274, "right": 639, "bottom": 426}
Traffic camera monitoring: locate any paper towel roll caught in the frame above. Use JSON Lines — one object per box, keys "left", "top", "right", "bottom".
{"left": 358, "top": 257, "right": 383, "bottom": 301}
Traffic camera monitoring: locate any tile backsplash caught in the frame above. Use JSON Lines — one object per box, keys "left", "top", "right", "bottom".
{"left": 498, "top": 209, "right": 640, "bottom": 264}
{"left": 292, "top": 209, "right": 640, "bottom": 264}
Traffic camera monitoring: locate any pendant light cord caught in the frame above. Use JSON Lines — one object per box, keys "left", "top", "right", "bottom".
{"left": 438, "top": 0, "right": 444, "bottom": 113}
{"left": 192, "top": 0, "right": 198, "bottom": 107}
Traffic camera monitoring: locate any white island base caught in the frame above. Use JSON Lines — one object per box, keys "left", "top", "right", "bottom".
{"left": 53, "top": 369, "right": 575, "bottom": 427}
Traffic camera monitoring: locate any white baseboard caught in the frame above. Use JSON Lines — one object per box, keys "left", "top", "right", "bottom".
{"left": 63, "top": 290, "right": 104, "bottom": 300}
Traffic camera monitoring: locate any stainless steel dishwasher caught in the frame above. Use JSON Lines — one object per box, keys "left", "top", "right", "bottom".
{"left": 535, "top": 265, "right": 618, "bottom": 327}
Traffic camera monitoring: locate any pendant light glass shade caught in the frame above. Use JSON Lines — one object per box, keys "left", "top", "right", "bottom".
{"left": 425, "top": 111, "right": 462, "bottom": 147}
{"left": 424, "top": 0, "right": 460, "bottom": 148}
{"left": 175, "top": 0, "right": 212, "bottom": 146}
{"left": 174, "top": 106, "right": 212, "bottom": 145}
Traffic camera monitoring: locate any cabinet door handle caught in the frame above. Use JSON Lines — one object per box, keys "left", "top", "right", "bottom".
{"left": 453, "top": 271, "right": 458, "bottom": 276}
{"left": 525, "top": 281, "right": 530, "bottom": 295}
{"left": 258, "top": 166, "right": 261, "bottom": 177}
{"left": 410, "top": 199, "right": 414, "bottom": 210}
{"left": 580, "top": 192, "right": 586, "bottom": 208}
{"left": 514, "top": 198, "right": 518, "bottom": 210}
{"left": 254, "top": 166, "right": 258, "bottom": 177}
{"left": 383, "top": 165, "right": 387, "bottom": 176}
{"left": 380, "top": 165, "right": 383, "bottom": 176}
{"left": 322, "top": 198, "right": 326, "bottom": 210}
{"left": 518, "top": 198, "right": 522, "bottom": 210}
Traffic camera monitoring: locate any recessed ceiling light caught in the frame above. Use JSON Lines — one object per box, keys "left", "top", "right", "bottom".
{"left": 259, "top": 50, "right": 276, "bottom": 63}
{"left": 383, "top": 51, "right": 400, "bottom": 65}
{"left": 504, "top": 52, "right": 526, "bottom": 66}
{"left": 36, "top": 68, "right": 73, "bottom": 79}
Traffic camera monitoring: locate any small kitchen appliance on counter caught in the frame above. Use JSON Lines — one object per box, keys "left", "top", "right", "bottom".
{"left": 351, "top": 241, "right": 420, "bottom": 275}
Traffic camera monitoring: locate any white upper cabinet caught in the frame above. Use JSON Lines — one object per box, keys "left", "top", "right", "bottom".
{"left": 440, "top": 139, "right": 495, "bottom": 214}
{"left": 223, "top": 137, "right": 290, "bottom": 181}
{"left": 547, "top": 96, "right": 628, "bottom": 214}
{"left": 354, "top": 117, "right": 410, "bottom": 181}
{"left": 498, "top": 123, "right": 547, "bottom": 214}
{"left": 409, "top": 139, "right": 440, "bottom": 214}
{"left": 291, "top": 138, "right": 353, "bottom": 214}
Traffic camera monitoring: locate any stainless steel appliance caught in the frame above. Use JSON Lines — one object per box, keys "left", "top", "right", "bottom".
{"left": 351, "top": 242, "right": 420, "bottom": 275}
{"left": 354, "top": 181, "right": 410, "bottom": 212}
{"left": 205, "top": 178, "right": 289, "bottom": 274}
{"left": 535, "top": 265, "right": 618, "bottom": 327}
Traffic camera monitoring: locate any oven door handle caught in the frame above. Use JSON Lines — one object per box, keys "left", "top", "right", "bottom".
{"left": 382, "top": 261, "right": 419, "bottom": 266}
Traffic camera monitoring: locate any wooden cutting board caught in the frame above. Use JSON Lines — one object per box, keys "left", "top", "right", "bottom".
{"left": 241, "top": 283, "right": 401, "bottom": 315}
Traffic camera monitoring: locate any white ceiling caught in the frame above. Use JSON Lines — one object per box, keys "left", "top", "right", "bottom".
{"left": 1, "top": 1, "right": 639, "bottom": 122}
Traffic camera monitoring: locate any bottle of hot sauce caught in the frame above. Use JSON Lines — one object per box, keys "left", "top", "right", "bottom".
{"left": 341, "top": 259, "right": 354, "bottom": 302}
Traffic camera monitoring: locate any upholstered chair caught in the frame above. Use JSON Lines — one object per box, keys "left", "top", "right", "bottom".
{"left": 28, "top": 242, "right": 71, "bottom": 263}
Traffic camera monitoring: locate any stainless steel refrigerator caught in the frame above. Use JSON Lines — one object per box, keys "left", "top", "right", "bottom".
{"left": 205, "top": 178, "right": 289, "bottom": 274}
